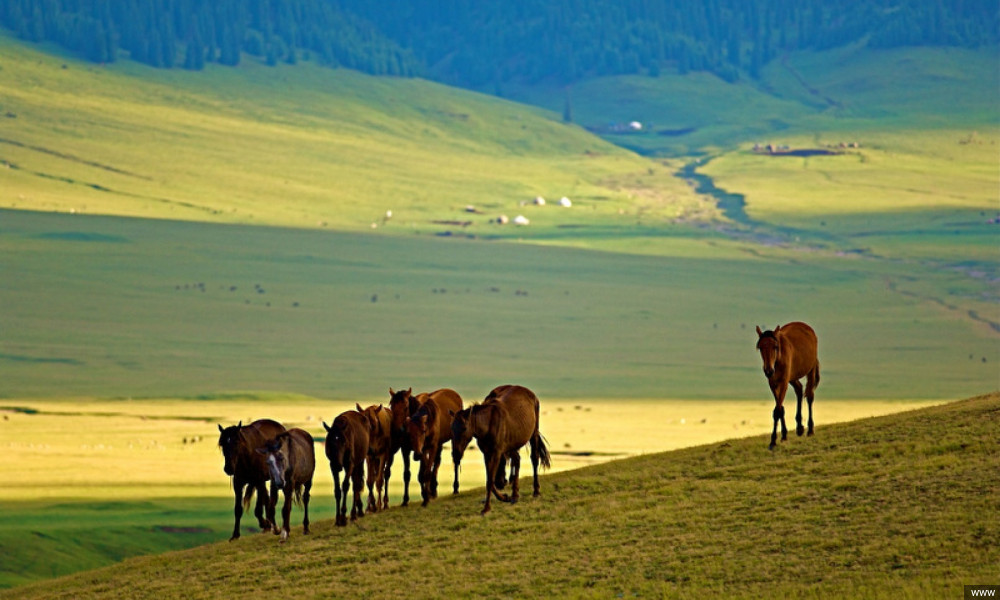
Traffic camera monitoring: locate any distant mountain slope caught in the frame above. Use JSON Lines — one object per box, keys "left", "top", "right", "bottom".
{"left": 2, "top": 0, "right": 996, "bottom": 86}
{"left": 3, "top": 393, "right": 997, "bottom": 599}
{"left": 0, "top": 33, "right": 700, "bottom": 231}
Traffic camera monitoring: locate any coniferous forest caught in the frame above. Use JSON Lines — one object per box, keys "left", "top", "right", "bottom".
{"left": 0, "top": 0, "right": 997, "bottom": 87}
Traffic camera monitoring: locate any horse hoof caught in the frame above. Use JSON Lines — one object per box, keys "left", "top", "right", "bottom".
{"left": 796, "top": 426, "right": 805, "bottom": 437}
{"left": 229, "top": 535, "right": 240, "bottom": 542}
{"left": 807, "top": 430, "right": 814, "bottom": 437}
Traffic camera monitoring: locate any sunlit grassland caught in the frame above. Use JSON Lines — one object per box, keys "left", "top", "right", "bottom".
{"left": 2, "top": 209, "right": 995, "bottom": 401}
{"left": 2, "top": 394, "right": 995, "bottom": 599}
{"left": 0, "top": 394, "right": 950, "bottom": 588}
{"left": 0, "top": 33, "right": 704, "bottom": 234}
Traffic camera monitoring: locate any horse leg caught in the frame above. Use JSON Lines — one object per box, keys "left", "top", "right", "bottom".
{"left": 230, "top": 481, "right": 245, "bottom": 541}
{"left": 351, "top": 462, "right": 365, "bottom": 520}
{"left": 279, "top": 486, "right": 292, "bottom": 542}
{"left": 417, "top": 455, "right": 431, "bottom": 507}
{"left": 530, "top": 436, "right": 542, "bottom": 497}
{"left": 806, "top": 365, "right": 819, "bottom": 436}
{"left": 508, "top": 452, "right": 521, "bottom": 503}
{"left": 382, "top": 454, "right": 393, "bottom": 510}
{"left": 302, "top": 480, "right": 311, "bottom": 535}
{"left": 791, "top": 379, "right": 805, "bottom": 437}
{"left": 401, "top": 450, "right": 411, "bottom": 507}
{"left": 332, "top": 467, "right": 346, "bottom": 527}
{"left": 453, "top": 449, "right": 461, "bottom": 495}
{"left": 481, "top": 452, "right": 498, "bottom": 515}
{"left": 251, "top": 485, "right": 267, "bottom": 532}
{"left": 495, "top": 456, "right": 507, "bottom": 490}
{"left": 267, "top": 481, "right": 280, "bottom": 534}
{"left": 431, "top": 447, "right": 442, "bottom": 499}
{"left": 365, "top": 456, "right": 377, "bottom": 514}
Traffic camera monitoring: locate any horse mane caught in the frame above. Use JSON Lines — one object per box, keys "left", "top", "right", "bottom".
{"left": 756, "top": 329, "right": 777, "bottom": 349}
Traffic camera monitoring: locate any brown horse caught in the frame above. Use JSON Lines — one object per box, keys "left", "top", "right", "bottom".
{"left": 756, "top": 322, "right": 821, "bottom": 450}
{"left": 256, "top": 428, "right": 315, "bottom": 542}
{"left": 405, "top": 388, "right": 463, "bottom": 507}
{"left": 451, "top": 386, "right": 509, "bottom": 491}
{"left": 216, "top": 419, "right": 285, "bottom": 540}
{"left": 357, "top": 403, "right": 393, "bottom": 512}
{"left": 450, "top": 384, "right": 551, "bottom": 514}
{"left": 323, "top": 411, "right": 370, "bottom": 526}
{"left": 388, "top": 387, "right": 423, "bottom": 506}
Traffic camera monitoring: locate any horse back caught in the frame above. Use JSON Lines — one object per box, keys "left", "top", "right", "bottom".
{"left": 427, "top": 388, "right": 463, "bottom": 443}
{"left": 779, "top": 321, "right": 819, "bottom": 379}
{"left": 286, "top": 428, "right": 316, "bottom": 481}
{"left": 495, "top": 386, "right": 539, "bottom": 447}
{"left": 241, "top": 419, "right": 287, "bottom": 480}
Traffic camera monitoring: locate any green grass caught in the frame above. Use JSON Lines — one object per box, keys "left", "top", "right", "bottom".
{"left": 2, "top": 209, "right": 996, "bottom": 401}
{"left": 0, "top": 32, "right": 703, "bottom": 235}
{"left": 2, "top": 393, "right": 995, "bottom": 599}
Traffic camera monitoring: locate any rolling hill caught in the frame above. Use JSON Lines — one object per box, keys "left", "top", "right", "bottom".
{"left": 2, "top": 393, "right": 996, "bottom": 599}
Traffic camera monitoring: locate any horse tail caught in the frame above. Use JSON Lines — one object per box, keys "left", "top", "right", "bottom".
{"left": 293, "top": 483, "right": 304, "bottom": 507}
{"left": 534, "top": 433, "right": 552, "bottom": 470}
{"left": 813, "top": 360, "right": 821, "bottom": 389}
{"left": 241, "top": 484, "right": 255, "bottom": 512}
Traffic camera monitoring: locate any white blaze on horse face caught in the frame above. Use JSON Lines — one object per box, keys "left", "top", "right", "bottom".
{"left": 267, "top": 452, "right": 285, "bottom": 487}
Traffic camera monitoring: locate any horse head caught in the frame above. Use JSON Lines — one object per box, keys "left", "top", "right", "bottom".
{"left": 388, "top": 387, "right": 414, "bottom": 436}
{"left": 405, "top": 412, "right": 431, "bottom": 460}
{"left": 217, "top": 421, "right": 243, "bottom": 476}
{"left": 452, "top": 406, "right": 480, "bottom": 465}
{"left": 755, "top": 325, "right": 782, "bottom": 379}
{"left": 256, "top": 432, "right": 290, "bottom": 488}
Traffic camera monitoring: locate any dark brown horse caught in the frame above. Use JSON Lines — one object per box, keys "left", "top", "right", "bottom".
{"left": 450, "top": 384, "right": 550, "bottom": 514}
{"left": 405, "top": 388, "right": 463, "bottom": 507}
{"left": 357, "top": 403, "right": 393, "bottom": 512}
{"left": 216, "top": 419, "right": 285, "bottom": 540}
{"left": 256, "top": 428, "right": 315, "bottom": 542}
{"left": 756, "top": 322, "right": 821, "bottom": 450}
{"left": 323, "top": 411, "right": 370, "bottom": 526}
{"left": 387, "top": 387, "right": 425, "bottom": 506}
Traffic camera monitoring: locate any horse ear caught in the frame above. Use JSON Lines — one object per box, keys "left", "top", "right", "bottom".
{"left": 375, "top": 405, "right": 383, "bottom": 414}
{"left": 389, "top": 387, "right": 395, "bottom": 396}
{"left": 755, "top": 325, "right": 763, "bottom": 336}
{"left": 356, "top": 403, "right": 364, "bottom": 413}
{"left": 323, "top": 421, "right": 331, "bottom": 432}
{"left": 448, "top": 409, "right": 455, "bottom": 417}
{"left": 774, "top": 324, "right": 781, "bottom": 333}
{"left": 218, "top": 424, "right": 224, "bottom": 433}
{"left": 407, "top": 387, "right": 412, "bottom": 395}
{"left": 237, "top": 421, "right": 242, "bottom": 429}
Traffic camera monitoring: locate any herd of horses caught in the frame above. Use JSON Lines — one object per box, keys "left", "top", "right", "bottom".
{"left": 216, "top": 321, "right": 820, "bottom": 541}
{"left": 216, "top": 383, "right": 551, "bottom": 542}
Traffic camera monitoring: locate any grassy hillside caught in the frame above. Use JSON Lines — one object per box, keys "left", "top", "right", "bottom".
{"left": 1, "top": 394, "right": 944, "bottom": 588}
{"left": 507, "top": 45, "right": 999, "bottom": 156}
{"left": 0, "top": 32, "right": 705, "bottom": 234}
{"left": 2, "top": 393, "right": 996, "bottom": 599}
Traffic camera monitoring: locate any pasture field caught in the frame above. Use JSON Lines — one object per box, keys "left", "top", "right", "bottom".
{"left": 2, "top": 209, "right": 996, "bottom": 401}
{"left": 0, "top": 395, "right": 950, "bottom": 588}
{"left": 1, "top": 393, "right": 995, "bottom": 599}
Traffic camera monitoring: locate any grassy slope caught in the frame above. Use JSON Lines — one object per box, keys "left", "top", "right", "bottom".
{"left": 2, "top": 393, "right": 996, "bottom": 599}
{"left": 0, "top": 395, "right": 944, "bottom": 588}
{"left": 0, "top": 32, "right": 704, "bottom": 234}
